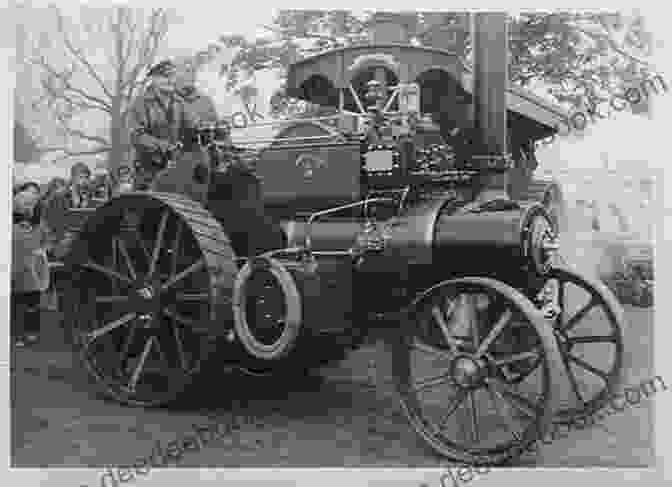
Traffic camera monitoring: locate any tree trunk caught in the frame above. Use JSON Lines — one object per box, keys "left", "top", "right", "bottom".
{"left": 107, "top": 96, "right": 126, "bottom": 173}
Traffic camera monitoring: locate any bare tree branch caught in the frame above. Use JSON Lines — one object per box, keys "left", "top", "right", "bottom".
{"left": 54, "top": 7, "right": 115, "bottom": 101}
{"left": 38, "top": 146, "right": 111, "bottom": 156}
{"left": 38, "top": 75, "right": 109, "bottom": 114}
{"left": 122, "top": 9, "right": 168, "bottom": 91}
{"left": 113, "top": 7, "right": 126, "bottom": 89}
{"left": 31, "top": 55, "right": 113, "bottom": 112}
{"left": 570, "top": 21, "right": 655, "bottom": 71}
{"left": 120, "top": 8, "right": 138, "bottom": 70}
{"left": 53, "top": 111, "right": 110, "bottom": 146}
{"left": 23, "top": 5, "right": 173, "bottom": 166}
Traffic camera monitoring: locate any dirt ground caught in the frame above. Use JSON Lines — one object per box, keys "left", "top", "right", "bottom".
{"left": 11, "top": 302, "right": 655, "bottom": 471}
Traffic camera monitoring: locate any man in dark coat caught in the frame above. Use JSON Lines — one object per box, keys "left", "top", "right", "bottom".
{"left": 66, "top": 162, "right": 93, "bottom": 208}
{"left": 176, "top": 57, "right": 218, "bottom": 123}
{"left": 128, "top": 59, "right": 199, "bottom": 190}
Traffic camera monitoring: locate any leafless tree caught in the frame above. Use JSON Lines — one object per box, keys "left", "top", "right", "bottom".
{"left": 25, "top": 4, "right": 173, "bottom": 171}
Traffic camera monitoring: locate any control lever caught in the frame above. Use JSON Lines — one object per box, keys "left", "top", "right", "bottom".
{"left": 161, "top": 141, "right": 184, "bottom": 169}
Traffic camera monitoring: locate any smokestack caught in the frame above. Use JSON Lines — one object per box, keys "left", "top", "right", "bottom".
{"left": 471, "top": 12, "right": 509, "bottom": 202}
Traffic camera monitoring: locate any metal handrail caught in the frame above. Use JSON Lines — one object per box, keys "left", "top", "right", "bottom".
{"left": 232, "top": 134, "right": 344, "bottom": 145}
{"left": 304, "top": 197, "right": 395, "bottom": 251}
{"left": 229, "top": 114, "right": 348, "bottom": 129}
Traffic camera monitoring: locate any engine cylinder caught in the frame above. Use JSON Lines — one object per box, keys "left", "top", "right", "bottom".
{"left": 434, "top": 209, "right": 523, "bottom": 249}
{"left": 433, "top": 201, "right": 555, "bottom": 281}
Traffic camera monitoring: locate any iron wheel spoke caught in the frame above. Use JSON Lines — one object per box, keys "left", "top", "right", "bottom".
{"left": 120, "top": 209, "right": 151, "bottom": 265}
{"left": 562, "top": 299, "right": 596, "bottom": 333}
{"left": 161, "top": 258, "right": 206, "bottom": 292}
{"left": 132, "top": 229, "right": 151, "bottom": 263}
{"left": 476, "top": 309, "right": 512, "bottom": 357}
{"left": 163, "top": 307, "right": 199, "bottom": 328}
{"left": 83, "top": 260, "right": 133, "bottom": 286}
{"left": 148, "top": 210, "right": 170, "bottom": 280}
{"left": 411, "top": 372, "right": 454, "bottom": 393}
{"left": 560, "top": 351, "right": 586, "bottom": 405}
{"left": 568, "top": 334, "right": 617, "bottom": 345}
{"left": 409, "top": 339, "right": 454, "bottom": 361}
{"left": 111, "top": 238, "right": 119, "bottom": 291}
{"left": 567, "top": 353, "right": 609, "bottom": 382}
{"left": 170, "top": 319, "right": 189, "bottom": 371}
{"left": 116, "top": 237, "right": 138, "bottom": 281}
{"left": 152, "top": 331, "right": 171, "bottom": 369}
{"left": 175, "top": 292, "right": 210, "bottom": 302}
{"left": 430, "top": 301, "right": 462, "bottom": 351}
{"left": 170, "top": 218, "right": 183, "bottom": 277}
{"left": 485, "top": 383, "right": 523, "bottom": 442}
{"left": 466, "top": 390, "right": 480, "bottom": 444}
{"left": 118, "top": 321, "right": 138, "bottom": 374}
{"left": 437, "top": 389, "right": 469, "bottom": 430}
{"left": 85, "top": 312, "right": 137, "bottom": 343}
{"left": 94, "top": 295, "right": 130, "bottom": 304}
{"left": 492, "top": 348, "right": 541, "bottom": 367}
{"left": 127, "top": 336, "right": 155, "bottom": 391}
{"left": 485, "top": 378, "right": 540, "bottom": 419}
{"left": 470, "top": 296, "right": 482, "bottom": 350}
{"left": 557, "top": 279, "right": 565, "bottom": 312}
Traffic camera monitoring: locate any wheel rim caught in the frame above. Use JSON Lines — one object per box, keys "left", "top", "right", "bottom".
{"left": 394, "top": 278, "right": 559, "bottom": 465}
{"left": 544, "top": 267, "right": 624, "bottom": 421}
{"left": 233, "top": 256, "right": 302, "bottom": 362}
{"left": 73, "top": 204, "right": 213, "bottom": 407}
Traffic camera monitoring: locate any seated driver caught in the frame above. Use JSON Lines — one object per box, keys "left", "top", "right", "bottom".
{"left": 128, "top": 59, "right": 199, "bottom": 190}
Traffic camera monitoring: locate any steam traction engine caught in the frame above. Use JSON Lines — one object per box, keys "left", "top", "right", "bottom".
{"left": 63, "top": 14, "right": 625, "bottom": 465}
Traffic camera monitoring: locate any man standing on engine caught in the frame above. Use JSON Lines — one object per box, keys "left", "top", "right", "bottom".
{"left": 176, "top": 57, "right": 219, "bottom": 124}
{"left": 129, "top": 59, "right": 199, "bottom": 190}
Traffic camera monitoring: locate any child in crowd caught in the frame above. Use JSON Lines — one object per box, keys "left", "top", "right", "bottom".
{"left": 113, "top": 165, "right": 135, "bottom": 195}
{"left": 12, "top": 186, "right": 50, "bottom": 347}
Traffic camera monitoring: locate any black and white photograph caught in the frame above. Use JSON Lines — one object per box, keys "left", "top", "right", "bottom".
{"left": 6, "top": 2, "right": 669, "bottom": 485}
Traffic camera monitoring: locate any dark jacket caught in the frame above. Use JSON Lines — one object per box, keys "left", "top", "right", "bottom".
{"left": 178, "top": 87, "right": 218, "bottom": 124}
{"left": 128, "top": 85, "right": 199, "bottom": 173}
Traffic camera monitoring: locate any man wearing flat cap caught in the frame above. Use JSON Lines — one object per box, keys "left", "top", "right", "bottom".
{"left": 129, "top": 59, "right": 200, "bottom": 190}
{"left": 176, "top": 57, "right": 218, "bottom": 124}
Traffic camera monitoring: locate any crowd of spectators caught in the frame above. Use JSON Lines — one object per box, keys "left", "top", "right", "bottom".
{"left": 11, "top": 162, "right": 134, "bottom": 347}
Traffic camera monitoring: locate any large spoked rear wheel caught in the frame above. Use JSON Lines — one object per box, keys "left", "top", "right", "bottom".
{"left": 393, "top": 277, "right": 563, "bottom": 465}
{"left": 541, "top": 266, "right": 625, "bottom": 422}
{"left": 68, "top": 197, "right": 221, "bottom": 407}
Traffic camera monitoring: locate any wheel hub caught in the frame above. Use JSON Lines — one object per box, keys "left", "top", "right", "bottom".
{"left": 451, "top": 354, "right": 484, "bottom": 389}
{"left": 132, "top": 282, "right": 162, "bottom": 326}
{"left": 138, "top": 286, "right": 155, "bottom": 300}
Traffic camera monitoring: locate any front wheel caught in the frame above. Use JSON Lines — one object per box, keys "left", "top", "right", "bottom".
{"left": 540, "top": 266, "right": 625, "bottom": 422}
{"left": 392, "top": 277, "right": 564, "bottom": 465}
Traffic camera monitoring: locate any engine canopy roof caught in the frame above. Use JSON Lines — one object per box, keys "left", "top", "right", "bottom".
{"left": 286, "top": 44, "right": 569, "bottom": 141}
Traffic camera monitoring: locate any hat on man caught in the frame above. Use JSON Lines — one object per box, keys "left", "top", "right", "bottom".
{"left": 70, "top": 162, "right": 91, "bottom": 178}
{"left": 147, "top": 59, "right": 177, "bottom": 78}
{"left": 117, "top": 165, "right": 132, "bottom": 177}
